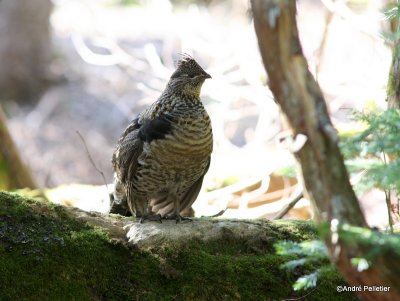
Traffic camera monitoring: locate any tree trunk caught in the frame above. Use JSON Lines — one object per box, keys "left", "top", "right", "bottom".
{"left": 251, "top": 1, "right": 400, "bottom": 300}
{"left": 0, "top": 0, "right": 53, "bottom": 104}
{"left": 385, "top": 0, "right": 400, "bottom": 107}
{"left": 384, "top": 0, "right": 400, "bottom": 225}
{"left": 0, "top": 107, "right": 37, "bottom": 189}
{"left": 251, "top": 0, "right": 365, "bottom": 227}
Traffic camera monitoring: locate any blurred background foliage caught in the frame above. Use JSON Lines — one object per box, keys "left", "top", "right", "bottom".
{"left": 0, "top": 0, "right": 397, "bottom": 227}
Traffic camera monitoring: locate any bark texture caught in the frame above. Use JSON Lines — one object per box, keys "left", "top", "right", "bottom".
{"left": 251, "top": 1, "right": 400, "bottom": 300}
{"left": 0, "top": 0, "right": 53, "bottom": 104}
{"left": 0, "top": 107, "right": 37, "bottom": 189}
{"left": 387, "top": 30, "right": 400, "bottom": 109}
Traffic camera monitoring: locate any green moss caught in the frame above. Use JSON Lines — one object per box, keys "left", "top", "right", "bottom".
{"left": 0, "top": 191, "right": 356, "bottom": 301}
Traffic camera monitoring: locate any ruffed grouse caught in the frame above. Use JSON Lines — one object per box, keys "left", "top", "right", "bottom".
{"left": 110, "top": 55, "right": 213, "bottom": 223}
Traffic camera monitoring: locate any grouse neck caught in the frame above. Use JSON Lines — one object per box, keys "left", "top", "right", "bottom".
{"left": 163, "top": 89, "right": 202, "bottom": 103}
{"left": 166, "top": 79, "right": 205, "bottom": 99}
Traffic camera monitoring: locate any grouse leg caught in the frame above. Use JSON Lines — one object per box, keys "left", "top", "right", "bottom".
{"left": 165, "top": 194, "right": 192, "bottom": 223}
{"left": 139, "top": 213, "right": 162, "bottom": 223}
{"left": 137, "top": 203, "right": 162, "bottom": 223}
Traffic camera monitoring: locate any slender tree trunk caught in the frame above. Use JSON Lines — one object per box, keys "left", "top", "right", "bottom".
{"left": 0, "top": 107, "right": 37, "bottom": 189}
{"left": 251, "top": 1, "right": 400, "bottom": 300}
{"left": 387, "top": 26, "right": 400, "bottom": 109}
{"left": 384, "top": 0, "right": 400, "bottom": 225}
{"left": 0, "top": 0, "right": 53, "bottom": 104}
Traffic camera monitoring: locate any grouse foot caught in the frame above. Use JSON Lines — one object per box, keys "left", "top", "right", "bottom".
{"left": 139, "top": 214, "right": 162, "bottom": 224}
{"left": 165, "top": 214, "right": 192, "bottom": 224}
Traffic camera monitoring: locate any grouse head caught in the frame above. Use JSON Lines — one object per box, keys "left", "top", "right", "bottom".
{"left": 168, "top": 54, "right": 211, "bottom": 97}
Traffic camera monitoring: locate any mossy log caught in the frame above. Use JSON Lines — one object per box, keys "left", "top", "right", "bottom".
{"left": 0, "top": 191, "right": 356, "bottom": 301}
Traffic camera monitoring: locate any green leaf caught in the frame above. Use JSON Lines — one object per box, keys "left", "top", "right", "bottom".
{"left": 293, "top": 271, "right": 319, "bottom": 291}
{"left": 280, "top": 258, "right": 307, "bottom": 270}
{"left": 351, "top": 258, "right": 370, "bottom": 272}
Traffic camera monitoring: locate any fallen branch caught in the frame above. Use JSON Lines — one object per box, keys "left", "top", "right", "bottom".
{"left": 273, "top": 188, "right": 304, "bottom": 220}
